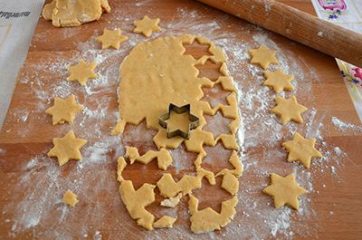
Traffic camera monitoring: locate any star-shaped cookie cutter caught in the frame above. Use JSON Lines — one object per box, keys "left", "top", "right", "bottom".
{"left": 159, "top": 103, "right": 199, "bottom": 139}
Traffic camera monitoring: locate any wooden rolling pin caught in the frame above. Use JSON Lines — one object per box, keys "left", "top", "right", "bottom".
{"left": 195, "top": 0, "right": 362, "bottom": 67}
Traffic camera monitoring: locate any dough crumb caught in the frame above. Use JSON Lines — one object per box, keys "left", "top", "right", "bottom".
{"left": 63, "top": 190, "right": 79, "bottom": 207}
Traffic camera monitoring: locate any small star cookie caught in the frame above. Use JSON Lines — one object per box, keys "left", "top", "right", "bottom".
{"left": 46, "top": 95, "right": 83, "bottom": 125}
{"left": 249, "top": 45, "right": 278, "bottom": 69}
{"left": 48, "top": 130, "right": 87, "bottom": 166}
{"left": 264, "top": 70, "right": 294, "bottom": 93}
{"left": 263, "top": 173, "right": 307, "bottom": 209}
{"left": 96, "top": 28, "right": 128, "bottom": 49}
{"left": 133, "top": 15, "right": 161, "bottom": 37}
{"left": 271, "top": 96, "right": 307, "bottom": 125}
{"left": 68, "top": 60, "right": 97, "bottom": 86}
{"left": 282, "top": 132, "right": 323, "bottom": 168}
{"left": 63, "top": 190, "right": 79, "bottom": 207}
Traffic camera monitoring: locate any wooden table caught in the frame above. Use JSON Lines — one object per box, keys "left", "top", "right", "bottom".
{"left": 0, "top": 0, "right": 361, "bottom": 239}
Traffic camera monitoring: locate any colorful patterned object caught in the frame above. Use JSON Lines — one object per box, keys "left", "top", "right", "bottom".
{"left": 312, "top": 0, "right": 362, "bottom": 122}
{"left": 318, "top": 0, "right": 347, "bottom": 19}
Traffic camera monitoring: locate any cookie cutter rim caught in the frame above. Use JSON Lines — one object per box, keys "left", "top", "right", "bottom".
{"left": 159, "top": 103, "right": 199, "bottom": 139}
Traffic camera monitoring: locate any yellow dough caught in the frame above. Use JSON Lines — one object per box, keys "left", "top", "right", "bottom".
{"left": 249, "top": 45, "right": 279, "bottom": 69}
{"left": 68, "top": 60, "right": 97, "bottom": 86}
{"left": 96, "top": 28, "right": 128, "bottom": 49}
{"left": 119, "top": 180, "right": 156, "bottom": 230}
{"left": 263, "top": 173, "right": 307, "bottom": 210}
{"left": 124, "top": 146, "right": 172, "bottom": 170}
{"left": 282, "top": 132, "right": 323, "bottom": 168}
{"left": 62, "top": 190, "right": 79, "bottom": 207}
{"left": 115, "top": 35, "right": 242, "bottom": 233}
{"left": 271, "top": 96, "right": 308, "bottom": 125}
{"left": 42, "top": 0, "right": 111, "bottom": 27}
{"left": 188, "top": 194, "right": 238, "bottom": 233}
{"left": 46, "top": 95, "right": 83, "bottom": 125}
{"left": 263, "top": 70, "right": 294, "bottom": 93}
{"left": 160, "top": 193, "right": 183, "bottom": 208}
{"left": 153, "top": 216, "right": 177, "bottom": 228}
{"left": 48, "top": 130, "right": 87, "bottom": 166}
{"left": 133, "top": 16, "right": 161, "bottom": 37}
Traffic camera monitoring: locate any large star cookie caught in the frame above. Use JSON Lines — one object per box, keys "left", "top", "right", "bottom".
{"left": 97, "top": 28, "right": 128, "bottom": 49}
{"left": 48, "top": 130, "right": 87, "bottom": 166}
{"left": 46, "top": 95, "right": 83, "bottom": 125}
{"left": 271, "top": 96, "right": 307, "bottom": 125}
{"left": 264, "top": 70, "right": 294, "bottom": 93}
{"left": 249, "top": 45, "right": 278, "bottom": 69}
{"left": 263, "top": 173, "right": 307, "bottom": 209}
{"left": 282, "top": 132, "right": 323, "bottom": 168}
{"left": 133, "top": 16, "right": 161, "bottom": 37}
{"left": 68, "top": 60, "right": 97, "bottom": 86}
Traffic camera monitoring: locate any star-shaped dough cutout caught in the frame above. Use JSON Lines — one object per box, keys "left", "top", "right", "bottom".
{"left": 68, "top": 60, "right": 97, "bottom": 86}
{"left": 271, "top": 96, "right": 307, "bottom": 125}
{"left": 46, "top": 95, "right": 83, "bottom": 125}
{"left": 263, "top": 173, "right": 307, "bottom": 209}
{"left": 133, "top": 15, "right": 161, "bottom": 37}
{"left": 264, "top": 70, "right": 294, "bottom": 93}
{"left": 48, "top": 130, "right": 87, "bottom": 166}
{"left": 249, "top": 45, "right": 279, "bottom": 69}
{"left": 63, "top": 190, "right": 79, "bottom": 207}
{"left": 282, "top": 132, "right": 323, "bottom": 168}
{"left": 96, "top": 28, "right": 128, "bottom": 49}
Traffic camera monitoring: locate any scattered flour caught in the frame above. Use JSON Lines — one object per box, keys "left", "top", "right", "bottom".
{"left": 0, "top": 2, "right": 350, "bottom": 240}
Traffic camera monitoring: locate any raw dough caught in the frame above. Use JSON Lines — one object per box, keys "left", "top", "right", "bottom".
{"left": 133, "top": 16, "right": 161, "bottom": 37}
{"left": 249, "top": 45, "right": 279, "bottom": 69}
{"left": 188, "top": 194, "right": 238, "bottom": 233}
{"left": 160, "top": 193, "right": 183, "bottom": 208}
{"left": 115, "top": 35, "right": 242, "bottom": 233}
{"left": 124, "top": 146, "right": 172, "bottom": 170}
{"left": 271, "top": 96, "right": 307, "bottom": 125}
{"left": 48, "top": 130, "right": 87, "bottom": 166}
{"left": 153, "top": 216, "right": 177, "bottom": 228}
{"left": 46, "top": 95, "right": 83, "bottom": 125}
{"left": 68, "top": 60, "right": 97, "bottom": 86}
{"left": 42, "top": 0, "right": 111, "bottom": 27}
{"left": 263, "top": 173, "right": 307, "bottom": 210}
{"left": 62, "top": 190, "right": 79, "bottom": 207}
{"left": 96, "top": 28, "right": 128, "bottom": 49}
{"left": 119, "top": 180, "right": 156, "bottom": 230}
{"left": 282, "top": 132, "right": 323, "bottom": 168}
{"left": 264, "top": 70, "right": 294, "bottom": 93}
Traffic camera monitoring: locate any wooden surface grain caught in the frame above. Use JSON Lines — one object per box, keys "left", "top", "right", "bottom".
{"left": 0, "top": 0, "right": 362, "bottom": 239}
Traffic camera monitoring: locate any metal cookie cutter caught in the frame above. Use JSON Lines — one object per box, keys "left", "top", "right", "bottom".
{"left": 159, "top": 103, "right": 199, "bottom": 139}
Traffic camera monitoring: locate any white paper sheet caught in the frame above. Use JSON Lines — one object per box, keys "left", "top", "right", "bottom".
{"left": 0, "top": 0, "right": 45, "bottom": 129}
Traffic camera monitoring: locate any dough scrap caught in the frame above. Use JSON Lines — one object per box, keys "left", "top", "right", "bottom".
{"left": 188, "top": 194, "right": 238, "bottom": 234}
{"left": 96, "top": 28, "right": 128, "bottom": 49}
{"left": 68, "top": 60, "right": 97, "bottom": 86}
{"left": 282, "top": 132, "right": 323, "bottom": 168}
{"left": 160, "top": 193, "right": 183, "bottom": 208}
{"left": 124, "top": 146, "right": 172, "bottom": 170}
{"left": 157, "top": 173, "right": 202, "bottom": 198}
{"left": 48, "top": 130, "right": 87, "bottom": 166}
{"left": 115, "top": 35, "right": 242, "bottom": 232}
{"left": 249, "top": 45, "right": 278, "bottom": 69}
{"left": 263, "top": 173, "right": 307, "bottom": 210}
{"left": 221, "top": 173, "right": 239, "bottom": 195}
{"left": 264, "top": 70, "right": 294, "bottom": 93}
{"left": 153, "top": 216, "right": 177, "bottom": 228}
{"left": 42, "top": 0, "right": 111, "bottom": 27}
{"left": 119, "top": 180, "right": 156, "bottom": 230}
{"left": 62, "top": 190, "right": 79, "bottom": 207}
{"left": 46, "top": 95, "right": 83, "bottom": 125}
{"left": 271, "top": 96, "right": 307, "bottom": 125}
{"left": 133, "top": 16, "right": 161, "bottom": 37}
